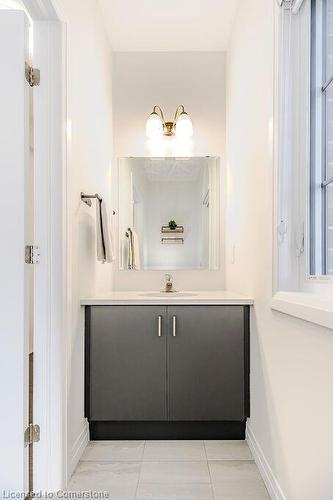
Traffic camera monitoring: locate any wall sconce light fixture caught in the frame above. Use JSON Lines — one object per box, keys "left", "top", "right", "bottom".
{"left": 146, "top": 105, "right": 193, "bottom": 139}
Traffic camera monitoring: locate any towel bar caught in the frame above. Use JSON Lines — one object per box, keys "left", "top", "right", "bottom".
{"left": 81, "top": 192, "right": 102, "bottom": 207}
{"left": 81, "top": 192, "right": 116, "bottom": 215}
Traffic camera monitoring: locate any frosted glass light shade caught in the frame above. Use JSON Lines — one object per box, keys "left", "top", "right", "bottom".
{"left": 175, "top": 112, "right": 193, "bottom": 138}
{"left": 0, "top": 0, "right": 23, "bottom": 8}
{"left": 146, "top": 112, "right": 163, "bottom": 139}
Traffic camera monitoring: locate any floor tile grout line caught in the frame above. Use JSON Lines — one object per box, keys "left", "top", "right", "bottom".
{"left": 141, "top": 440, "right": 147, "bottom": 460}
{"left": 133, "top": 459, "right": 210, "bottom": 463}
{"left": 135, "top": 481, "right": 217, "bottom": 484}
{"left": 137, "top": 439, "right": 207, "bottom": 464}
{"left": 203, "top": 438, "right": 215, "bottom": 498}
{"left": 204, "top": 458, "right": 256, "bottom": 461}
{"left": 203, "top": 440, "right": 208, "bottom": 461}
{"left": 80, "top": 459, "right": 218, "bottom": 463}
{"left": 134, "top": 464, "right": 142, "bottom": 499}
{"left": 205, "top": 452, "right": 216, "bottom": 500}
{"left": 78, "top": 458, "right": 257, "bottom": 464}
{"left": 133, "top": 441, "right": 145, "bottom": 500}
{"left": 78, "top": 458, "right": 143, "bottom": 462}
{"left": 136, "top": 440, "right": 146, "bottom": 493}
{"left": 138, "top": 457, "right": 213, "bottom": 492}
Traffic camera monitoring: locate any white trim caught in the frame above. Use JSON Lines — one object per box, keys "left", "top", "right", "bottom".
{"left": 21, "top": 0, "right": 58, "bottom": 19}
{"left": 292, "top": 0, "right": 306, "bottom": 14}
{"left": 69, "top": 419, "right": 89, "bottom": 478}
{"left": 21, "top": 0, "right": 68, "bottom": 491}
{"left": 309, "top": 0, "right": 326, "bottom": 276}
{"left": 0, "top": 10, "right": 30, "bottom": 491}
{"left": 271, "top": 291, "right": 333, "bottom": 330}
{"left": 246, "top": 425, "right": 287, "bottom": 500}
{"left": 306, "top": 274, "right": 333, "bottom": 283}
{"left": 272, "top": 0, "right": 282, "bottom": 295}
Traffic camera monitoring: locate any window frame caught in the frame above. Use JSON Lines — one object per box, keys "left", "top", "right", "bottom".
{"left": 273, "top": 0, "right": 333, "bottom": 295}
{"left": 272, "top": 0, "right": 333, "bottom": 329}
{"left": 310, "top": 0, "right": 333, "bottom": 276}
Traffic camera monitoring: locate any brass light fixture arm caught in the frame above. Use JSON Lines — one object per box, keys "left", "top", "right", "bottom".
{"left": 173, "top": 104, "right": 185, "bottom": 124}
{"left": 152, "top": 105, "right": 167, "bottom": 127}
{"left": 150, "top": 104, "right": 187, "bottom": 136}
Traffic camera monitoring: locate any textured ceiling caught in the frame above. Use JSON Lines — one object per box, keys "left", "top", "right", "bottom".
{"left": 143, "top": 158, "right": 203, "bottom": 182}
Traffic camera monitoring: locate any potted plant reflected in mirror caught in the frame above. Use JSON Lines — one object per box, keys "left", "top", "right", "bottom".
{"left": 168, "top": 220, "right": 178, "bottom": 230}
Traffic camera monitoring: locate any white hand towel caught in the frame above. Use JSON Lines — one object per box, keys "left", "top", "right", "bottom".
{"left": 127, "top": 228, "right": 133, "bottom": 270}
{"left": 96, "top": 199, "right": 114, "bottom": 263}
{"left": 131, "top": 228, "right": 141, "bottom": 270}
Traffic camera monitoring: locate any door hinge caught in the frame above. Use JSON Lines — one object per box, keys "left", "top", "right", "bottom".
{"left": 24, "top": 424, "right": 40, "bottom": 447}
{"left": 25, "top": 63, "right": 40, "bottom": 87}
{"left": 25, "top": 245, "right": 40, "bottom": 264}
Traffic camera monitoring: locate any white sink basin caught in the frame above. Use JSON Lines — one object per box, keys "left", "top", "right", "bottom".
{"left": 140, "top": 291, "right": 198, "bottom": 298}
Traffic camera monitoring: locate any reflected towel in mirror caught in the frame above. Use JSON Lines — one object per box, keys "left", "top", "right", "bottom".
{"left": 127, "top": 227, "right": 141, "bottom": 270}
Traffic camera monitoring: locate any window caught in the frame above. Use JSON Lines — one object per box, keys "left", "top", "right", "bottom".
{"left": 272, "top": 0, "right": 333, "bottom": 328}
{"left": 310, "top": 0, "right": 333, "bottom": 275}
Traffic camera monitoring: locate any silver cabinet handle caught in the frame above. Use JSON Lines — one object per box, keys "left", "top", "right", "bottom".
{"left": 172, "top": 315, "right": 177, "bottom": 337}
{"left": 158, "top": 315, "right": 162, "bottom": 337}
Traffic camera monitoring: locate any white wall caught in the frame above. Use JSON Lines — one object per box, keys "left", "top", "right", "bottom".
{"left": 112, "top": 51, "right": 226, "bottom": 290}
{"left": 226, "top": 1, "right": 333, "bottom": 499}
{"left": 58, "top": 0, "right": 113, "bottom": 477}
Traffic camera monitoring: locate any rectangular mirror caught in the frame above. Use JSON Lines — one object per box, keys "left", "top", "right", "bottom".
{"left": 118, "top": 157, "right": 220, "bottom": 271}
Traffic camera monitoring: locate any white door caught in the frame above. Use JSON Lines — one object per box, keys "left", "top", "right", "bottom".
{"left": 0, "top": 10, "right": 31, "bottom": 492}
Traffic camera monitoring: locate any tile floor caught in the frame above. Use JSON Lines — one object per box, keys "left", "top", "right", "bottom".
{"left": 68, "top": 440, "right": 270, "bottom": 500}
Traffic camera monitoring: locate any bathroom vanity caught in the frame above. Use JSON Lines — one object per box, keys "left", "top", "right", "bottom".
{"left": 82, "top": 291, "right": 253, "bottom": 440}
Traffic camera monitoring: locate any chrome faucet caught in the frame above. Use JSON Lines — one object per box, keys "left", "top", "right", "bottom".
{"left": 165, "top": 274, "right": 173, "bottom": 292}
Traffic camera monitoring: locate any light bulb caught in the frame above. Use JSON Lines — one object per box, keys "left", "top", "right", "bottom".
{"left": 146, "top": 112, "right": 163, "bottom": 139}
{"left": 175, "top": 112, "right": 193, "bottom": 139}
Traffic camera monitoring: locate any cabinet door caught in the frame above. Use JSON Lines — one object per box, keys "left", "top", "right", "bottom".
{"left": 88, "top": 306, "right": 167, "bottom": 421}
{"left": 168, "top": 306, "right": 246, "bottom": 421}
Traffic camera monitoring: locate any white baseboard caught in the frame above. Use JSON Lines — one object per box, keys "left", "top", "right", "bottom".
{"left": 246, "top": 424, "right": 287, "bottom": 500}
{"left": 69, "top": 418, "right": 89, "bottom": 478}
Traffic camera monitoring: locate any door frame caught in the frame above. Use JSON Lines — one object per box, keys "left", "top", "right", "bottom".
{"left": 21, "top": 0, "right": 68, "bottom": 490}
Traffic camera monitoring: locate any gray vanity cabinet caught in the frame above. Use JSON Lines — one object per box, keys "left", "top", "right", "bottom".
{"left": 168, "top": 306, "right": 246, "bottom": 421}
{"left": 87, "top": 305, "right": 167, "bottom": 421}
{"left": 85, "top": 304, "right": 250, "bottom": 439}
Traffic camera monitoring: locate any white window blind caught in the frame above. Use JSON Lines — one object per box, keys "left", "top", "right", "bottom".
{"left": 276, "top": 0, "right": 311, "bottom": 291}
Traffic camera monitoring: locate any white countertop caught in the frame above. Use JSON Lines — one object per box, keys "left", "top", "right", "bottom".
{"left": 80, "top": 290, "right": 254, "bottom": 306}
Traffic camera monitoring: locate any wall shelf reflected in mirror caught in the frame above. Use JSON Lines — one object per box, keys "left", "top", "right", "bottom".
{"left": 161, "top": 237, "right": 184, "bottom": 245}
{"left": 161, "top": 225, "right": 184, "bottom": 234}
